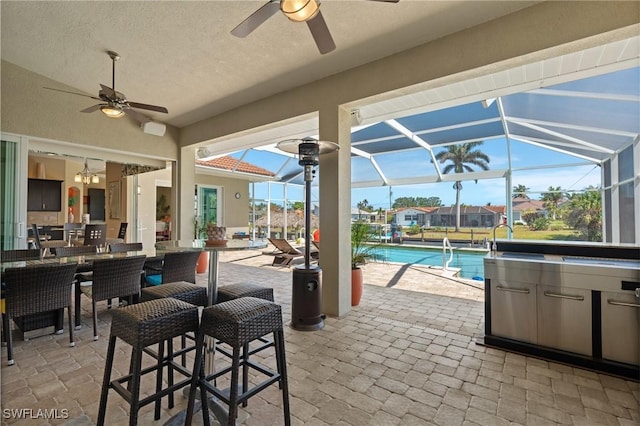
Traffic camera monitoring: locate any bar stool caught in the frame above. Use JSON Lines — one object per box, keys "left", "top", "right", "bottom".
{"left": 140, "top": 281, "right": 208, "bottom": 307}
{"left": 216, "top": 283, "right": 275, "bottom": 397}
{"left": 217, "top": 282, "right": 274, "bottom": 303}
{"left": 185, "top": 297, "right": 290, "bottom": 426}
{"left": 141, "top": 281, "right": 208, "bottom": 372}
{"left": 97, "top": 298, "right": 199, "bottom": 426}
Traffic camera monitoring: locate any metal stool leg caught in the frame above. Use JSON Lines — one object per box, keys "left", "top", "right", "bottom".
{"left": 97, "top": 336, "right": 117, "bottom": 425}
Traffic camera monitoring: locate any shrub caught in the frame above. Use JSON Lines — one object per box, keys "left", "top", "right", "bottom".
{"left": 531, "top": 216, "right": 550, "bottom": 231}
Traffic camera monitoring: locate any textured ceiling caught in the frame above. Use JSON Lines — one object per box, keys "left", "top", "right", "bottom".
{"left": 0, "top": 0, "right": 537, "bottom": 128}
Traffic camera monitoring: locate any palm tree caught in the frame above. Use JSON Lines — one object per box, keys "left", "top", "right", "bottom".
{"left": 435, "top": 142, "right": 490, "bottom": 231}
{"left": 541, "top": 186, "right": 564, "bottom": 220}
{"left": 512, "top": 184, "right": 530, "bottom": 199}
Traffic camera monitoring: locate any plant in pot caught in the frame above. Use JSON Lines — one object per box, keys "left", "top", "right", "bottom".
{"left": 193, "top": 216, "right": 209, "bottom": 274}
{"left": 350, "top": 221, "right": 380, "bottom": 306}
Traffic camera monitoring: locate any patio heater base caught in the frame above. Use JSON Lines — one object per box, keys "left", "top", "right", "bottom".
{"left": 290, "top": 265, "right": 325, "bottom": 331}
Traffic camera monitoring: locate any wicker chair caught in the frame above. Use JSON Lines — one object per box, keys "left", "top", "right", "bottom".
{"left": 53, "top": 245, "right": 98, "bottom": 257}
{"left": 143, "top": 250, "right": 201, "bottom": 286}
{"left": 31, "top": 224, "right": 66, "bottom": 256}
{"left": 2, "top": 263, "right": 78, "bottom": 365}
{"left": 64, "top": 223, "right": 83, "bottom": 245}
{"left": 117, "top": 222, "right": 128, "bottom": 240}
{"left": 1, "top": 249, "right": 41, "bottom": 261}
{"left": 78, "top": 224, "right": 107, "bottom": 250}
{"left": 75, "top": 255, "right": 146, "bottom": 340}
{"left": 109, "top": 242, "right": 143, "bottom": 253}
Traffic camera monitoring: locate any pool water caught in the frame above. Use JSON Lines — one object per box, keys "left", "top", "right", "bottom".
{"left": 371, "top": 245, "right": 486, "bottom": 280}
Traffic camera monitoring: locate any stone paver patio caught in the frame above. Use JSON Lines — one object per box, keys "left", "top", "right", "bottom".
{"left": 1, "top": 249, "right": 638, "bottom": 425}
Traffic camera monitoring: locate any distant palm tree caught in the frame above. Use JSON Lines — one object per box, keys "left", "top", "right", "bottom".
{"left": 541, "top": 186, "right": 564, "bottom": 220}
{"left": 513, "top": 184, "right": 530, "bottom": 199}
{"left": 435, "top": 142, "right": 490, "bottom": 231}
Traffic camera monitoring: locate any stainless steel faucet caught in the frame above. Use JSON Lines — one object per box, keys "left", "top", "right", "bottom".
{"left": 492, "top": 223, "right": 513, "bottom": 255}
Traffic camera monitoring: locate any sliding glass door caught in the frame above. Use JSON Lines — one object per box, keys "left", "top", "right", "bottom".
{"left": 1, "top": 135, "right": 28, "bottom": 249}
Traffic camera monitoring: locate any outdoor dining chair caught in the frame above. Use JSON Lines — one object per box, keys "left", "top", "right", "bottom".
{"left": 117, "top": 222, "right": 128, "bottom": 240}
{"left": 143, "top": 250, "right": 201, "bottom": 286}
{"left": 108, "top": 242, "right": 142, "bottom": 253}
{"left": 64, "top": 223, "right": 83, "bottom": 246}
{"left": 75, "top": 255, "right": 146, "bottom": 339}
{"left": 2, "top": 263, "right": 78, "bottom": 365}
{"left": 31, "top": 224, "right": 66, "bottom": 256}
{"left": 77, "top": 224, "right": 107, "bottom": 250}
{"left": 53, "top": 245, "right": 98, "bottom": 257}
{"left": 1, "top": 249, "right": 41, "bottom": 262}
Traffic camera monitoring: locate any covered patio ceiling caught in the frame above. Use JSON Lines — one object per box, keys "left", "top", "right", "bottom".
{"left": 196, "top": 36, "right": 639, "bottom": 189}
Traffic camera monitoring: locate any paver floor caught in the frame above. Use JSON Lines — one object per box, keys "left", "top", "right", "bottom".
{"left": 1, "top": 249, "right": 638, "bottom": 425}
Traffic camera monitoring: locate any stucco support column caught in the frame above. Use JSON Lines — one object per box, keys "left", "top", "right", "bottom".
{"left": 177, "top": 146, "right": 196, "bottom": 241}
{"left": 318, "top": 106, "right": 351, "bottom": 317}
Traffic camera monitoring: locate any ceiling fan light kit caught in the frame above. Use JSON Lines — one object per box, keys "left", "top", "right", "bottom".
{"left": 281, "top": 0, "right": 319, "bottom": 22}
{"left": 231, "top": 0, "right": 398, "bottom": 55}
{"left": 100, "top": 104, "right": 124, "bottom": 118}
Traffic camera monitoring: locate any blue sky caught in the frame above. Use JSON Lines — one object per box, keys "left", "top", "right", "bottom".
{"left": 246, "top": 136, "right": 602, "bottom": 208}
{"left": 237, "top": 66, "right": 637, "bottom": 209}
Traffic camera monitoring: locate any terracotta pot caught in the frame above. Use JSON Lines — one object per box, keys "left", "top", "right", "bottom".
{"left": 351, "top": 268, "right": 363, "bottom": 306}
{"left": 196, "top": 251, "right": 209, "bottom": 274}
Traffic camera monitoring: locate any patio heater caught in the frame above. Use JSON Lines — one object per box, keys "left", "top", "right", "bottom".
{"left": 277, "top": 137, "right": 339, "bottom": 331}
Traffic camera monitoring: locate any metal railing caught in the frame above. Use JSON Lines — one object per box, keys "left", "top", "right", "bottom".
{"left": 442, "top": 237, "right": 454, "bottom": 271}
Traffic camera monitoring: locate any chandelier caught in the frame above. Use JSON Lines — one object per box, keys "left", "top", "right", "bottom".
{"left": 75, "top": 160, "right": 99, "bottom": 184}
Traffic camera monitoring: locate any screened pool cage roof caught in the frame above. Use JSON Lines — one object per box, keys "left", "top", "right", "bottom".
{"left": 195, "top": 62, "right": 639, "bottom": 191}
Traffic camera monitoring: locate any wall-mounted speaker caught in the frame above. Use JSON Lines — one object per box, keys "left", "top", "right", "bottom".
{"left": 141, "top": 121, "right": 166, "bottom": 137}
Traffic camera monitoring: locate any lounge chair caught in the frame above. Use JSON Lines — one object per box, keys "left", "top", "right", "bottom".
{"left": 266, "top": 238, "right": 304, "bottom": 267}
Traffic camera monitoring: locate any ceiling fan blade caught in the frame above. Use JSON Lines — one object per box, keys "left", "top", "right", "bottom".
{"left": 43, "top": 87, "right": 101, "bottom": 101}
{"left": 307, "top": 11, "right": 335, "bottom": 54}
{"left": 99, "top": 84, "right": 116, "bottom": 98}
{"left": 127, "top": 101, "right": 169, "bottom": 113}
{"left": 123, "top": 107, "right": 150, "bottom": 124}
{"left": 231, "top": 1, "right": 280, "bottom": 37}
{"left": 80, "top": 104, "right": 104, "bottom": 113}
{"left": 367, "top": 0, "right": 400, "bottom": 2}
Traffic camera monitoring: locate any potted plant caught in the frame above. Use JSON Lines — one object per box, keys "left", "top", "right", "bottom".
{"left": 193, "top": 216, "right": 209, "bottom": 274}
{"left": 350, "top": 221, "right": 380, "bottom": 306}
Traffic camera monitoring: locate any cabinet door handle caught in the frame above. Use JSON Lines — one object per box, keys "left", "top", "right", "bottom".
{"left": 496, "top": 286, "right": 530, "bottom": 294}
{"left": 544, "top": 291, "right": 584, "bottom": 301}
{"left": 607, "top": 299, "right": 640, "bottom": 308}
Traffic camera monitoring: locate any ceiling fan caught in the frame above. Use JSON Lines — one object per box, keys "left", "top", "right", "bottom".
{"left": 231, "top": 0, "right": 399, "bottom": 54}
{"left": 44, "top": 51, "right": 168, "bottom": 122}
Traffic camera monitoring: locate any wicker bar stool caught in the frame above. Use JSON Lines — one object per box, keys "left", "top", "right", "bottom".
{"left": 185, "top": 297, "right": 290, "bottom": 426}
{"left": 97, "top": 298, "right": 199, "bottom": 426}
{"left": 141, "top": 281, "right": 208, "bottom": 372}
{"left": 140, "top": 281, "right": 208, "bottom": 306}
{"left": 216, "top": 282, "right": 276, "bottom": 400}
{"left": 216, "top": 282, "right": 274, "bottom": 303}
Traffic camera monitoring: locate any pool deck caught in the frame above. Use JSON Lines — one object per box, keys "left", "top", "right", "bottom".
{"left": 2, "top": 246, "right": 638, "bottom": 425}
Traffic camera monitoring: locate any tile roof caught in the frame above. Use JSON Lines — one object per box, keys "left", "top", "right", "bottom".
{"left": 196, "top": 156, "right": 275, "bottom": 177}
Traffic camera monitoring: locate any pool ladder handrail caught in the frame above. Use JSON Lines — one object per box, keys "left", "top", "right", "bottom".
{"left": 442, "top": 237, "right": 454, "bottom": 271}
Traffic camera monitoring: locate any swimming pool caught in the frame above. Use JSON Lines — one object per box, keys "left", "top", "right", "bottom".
{"left": 371, "top": 245, "right": 486, "bottom": 280}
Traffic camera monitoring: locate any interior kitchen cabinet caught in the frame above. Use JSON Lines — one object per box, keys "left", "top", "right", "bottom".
{"left": 27, "top": 178, "right": 62, "bottom": 211}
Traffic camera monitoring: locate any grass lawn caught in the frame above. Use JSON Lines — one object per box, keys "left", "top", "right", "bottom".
{"left": 404, "top": 224, "right": 582, "bottom": 242}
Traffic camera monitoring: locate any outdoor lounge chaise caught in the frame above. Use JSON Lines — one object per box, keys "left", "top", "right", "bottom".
{"left": 266, "top": 238, "right": 304, "bottom": 267}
